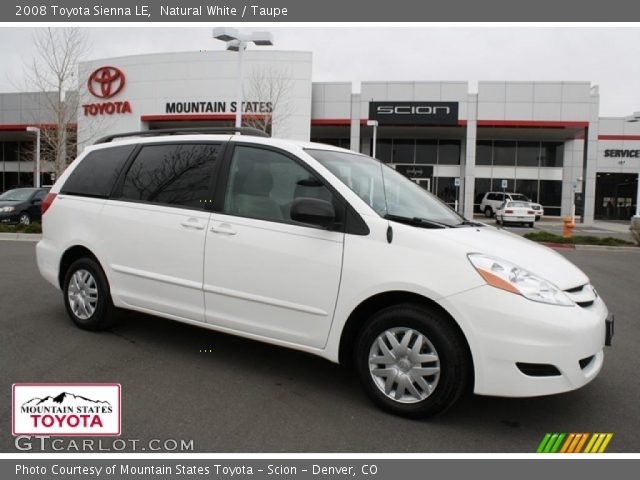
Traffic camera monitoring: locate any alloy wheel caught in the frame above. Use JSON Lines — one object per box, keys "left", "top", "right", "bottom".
{"left": 67, "top": 269, "right": 99, "bottom": 320}
{"left": 368, "top": 327, "right": 440, "bottom": 404}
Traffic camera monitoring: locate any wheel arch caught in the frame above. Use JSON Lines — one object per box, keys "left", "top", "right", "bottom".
{"left": 338, "top": 290, "right": 474, "bottom": 390}
{"left": 58, "top": 245, "right": 105, "bottom": 290}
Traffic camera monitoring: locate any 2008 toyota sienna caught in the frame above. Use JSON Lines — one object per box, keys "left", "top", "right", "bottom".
{"left": 36, "top": 127, "right": 613, "bottom": 418}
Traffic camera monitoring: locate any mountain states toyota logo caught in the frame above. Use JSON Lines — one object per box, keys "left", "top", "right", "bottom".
{"left": 83, "top": 66, "right": 132, "bottom": 116}
{"left": 88, "top": 66, "right": 125, "bottom": 99}
{"left": 12, "top": 384, "right": 121, "bottom": 436}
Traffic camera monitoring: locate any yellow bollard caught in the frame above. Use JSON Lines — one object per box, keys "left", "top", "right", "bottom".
{"left": 562, "top": 216, "right": 575, "bottom": 238}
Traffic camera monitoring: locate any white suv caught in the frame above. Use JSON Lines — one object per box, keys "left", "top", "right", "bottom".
{"left": 36, "top": 128, "right": 612, "bottom": 418}
{"left": 480, "top": 192, "right": 544, "bottom": 220}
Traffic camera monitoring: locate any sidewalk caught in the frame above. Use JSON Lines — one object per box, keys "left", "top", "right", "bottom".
{"left": 0, "top": 232, "right": 42, "bottom": 242}
{"left": 472, "top": 214, "right": 635, "bottom": 243}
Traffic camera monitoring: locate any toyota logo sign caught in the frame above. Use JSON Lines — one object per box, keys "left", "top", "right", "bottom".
{"left": 88, "top": 66, "right": 125, "bottom": 99}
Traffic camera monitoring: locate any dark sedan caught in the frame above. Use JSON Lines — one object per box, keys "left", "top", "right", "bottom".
{"left": 0, "top": 188, "right": 49, "bottom": 225}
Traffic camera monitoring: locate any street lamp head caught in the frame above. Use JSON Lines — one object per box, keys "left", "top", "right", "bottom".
{"left": 251, "top": 32, "right": 274, "bottom": 46}
{"left": 225, "top": 40, "right": 241, "bottom": 52}
{"left": 26, "top": 126, "right": 40, "bottom": 133}
{"left": 625, "top": 111, "right": 640, "bottom": 123}
{"left": 212, "top": 27, "right": 239, "bottom": 43}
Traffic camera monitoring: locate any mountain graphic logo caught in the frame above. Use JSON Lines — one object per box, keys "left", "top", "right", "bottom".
{"left": 21, "top": 392, "right": 112, "bottom": 408}
{"left": 13, "top": 383, "right": 121, "bottom": 436}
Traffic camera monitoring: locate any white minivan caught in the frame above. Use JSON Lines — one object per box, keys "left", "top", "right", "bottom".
{"left": 36, "top": 128, "right": 613, "bottom": 418}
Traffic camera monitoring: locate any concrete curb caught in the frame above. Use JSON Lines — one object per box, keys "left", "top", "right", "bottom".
{"left": 0, "top": 233, "right": 42, "bottom": 242}
{"left": 539, "top": 241, "right": 639, "bottom": 252}
{"left": 574, "top": 244, "right": 640, "bottom": 252}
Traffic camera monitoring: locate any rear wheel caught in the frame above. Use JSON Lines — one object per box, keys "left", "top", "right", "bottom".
{"left": 63, "top": 257, "right": 116, "bottom": 330}
{"left": 354, "top": 304, "right": 470, "bottom": 418}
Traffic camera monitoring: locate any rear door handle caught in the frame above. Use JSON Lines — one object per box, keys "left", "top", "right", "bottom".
{"left": 180, "top": 218, "right": 205, "bottom": 230}
{"left": 210, "top": 223, "right": 237, "bottom": 235}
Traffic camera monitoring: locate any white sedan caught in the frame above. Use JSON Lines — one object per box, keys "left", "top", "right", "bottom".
{"left": 496, "top": 201, "right": 536, "bottom": 227}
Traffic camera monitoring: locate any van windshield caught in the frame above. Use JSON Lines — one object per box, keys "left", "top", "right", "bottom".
{"left": 306, "top": 149, "right": 466, "bottom": 228}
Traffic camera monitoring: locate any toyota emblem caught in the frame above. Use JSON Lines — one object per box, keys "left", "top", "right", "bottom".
{"left": 88, "top": 66, "right": 125, "bottom": 99}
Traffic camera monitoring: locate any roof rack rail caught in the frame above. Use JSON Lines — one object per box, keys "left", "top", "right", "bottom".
{"left": 94, "top": 126, "right": 270, "bottom": 145}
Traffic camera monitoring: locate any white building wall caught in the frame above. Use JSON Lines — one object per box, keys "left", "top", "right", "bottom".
{"left": 77, "top": 50, "right": 313, "bottom": 151}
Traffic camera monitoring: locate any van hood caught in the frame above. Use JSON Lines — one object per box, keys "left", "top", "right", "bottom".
{"left": 433, "top": 225, "right": 589, "bottom": 290}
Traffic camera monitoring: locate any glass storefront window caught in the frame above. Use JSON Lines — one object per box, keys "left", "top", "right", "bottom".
{"left": 436, "top": 177, "right": 457, "bottom": 206}
{"left": 541, "top": 142, "right": 564, "bottom": 167}
{"left": 516, "top": 141, "right": 540, "bottom": 167}
{"left": 438, "top": 140, "right": 461, "bottom": 165}
{"left": 376, "top": 139, "right": 392, "bottom": 163}
{"left": 474, "top": 178, "right": 492, "bottom": 209}
{"left": 493, "top": 140, "right": 516, "bottom": 166}
{"left": 539, "top": 180, "right": 562, "bottom": 215}
{"left": 392, "top": 139, "right": 415, "bottom": 163}
{"left": 476, "top": 141, "right": 492, "bottom": 165}
{"left": 415, "top": 140, "right": 437, "bottom": 164}
{"left": 2, "top": 142, "right": 20, "bottom": 162}
{"left": 515, "top": 179, "right": 538, "bottom": 202}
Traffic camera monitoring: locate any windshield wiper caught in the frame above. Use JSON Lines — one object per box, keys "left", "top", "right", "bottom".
{"left": 455, "top": 219, "right": 485, "bottom": 227}
{"left": 384, "top": 214, "right": 451, "bottom": 229}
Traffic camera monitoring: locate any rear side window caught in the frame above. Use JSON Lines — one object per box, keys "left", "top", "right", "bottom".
{"left": 61, "top": 145, "right": 135, "bottom": 198}
{"left": 120, "top": 143, "right": 220, "bottom": 209}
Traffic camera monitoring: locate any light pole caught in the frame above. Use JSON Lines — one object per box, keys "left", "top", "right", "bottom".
{"left": 367, "top": 120, "right": 378, "bottom": 158}
{"left": 625, "top": 111, "right": 640, "bottom": 218}
{"left": 26, "top": 126, "right": 41, "bottom": 188}
{"left": 212, "top": 28, "right": 274, "bottom": 129}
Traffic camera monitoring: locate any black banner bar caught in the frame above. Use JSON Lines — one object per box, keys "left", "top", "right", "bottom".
{"left": 4, "top": 0, "right": 640, "bottom": 22}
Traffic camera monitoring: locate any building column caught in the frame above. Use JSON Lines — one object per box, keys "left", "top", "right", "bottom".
{"left": 350, "top": 93, "right": 361, "bottom": 153}
{"left": 463, "top": 94, "right": 478, "bottom": 219}
{"left": 582, "top": 87, "right": 600, "bottom": 225}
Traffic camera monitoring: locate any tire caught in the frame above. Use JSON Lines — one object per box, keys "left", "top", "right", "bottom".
{"left": 63, "top": 257, "right": 116, "bottom": 331}
{"left": 528, "top": 222, "right": 534, "bottom": 228}
{"left": 354, "top": 303, "right": 471, "bottom": 419}
{"left": 535, "top": 216, "right": 541, "bottom": 221}
{"left": 18, "top": 212, "right": 31, "bottom": 225}
{"left": 484, "top": 206, "right": 493, "bottom": 218}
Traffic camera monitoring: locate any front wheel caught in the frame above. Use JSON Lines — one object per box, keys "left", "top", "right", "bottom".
{"left": 18, "top": 212, "right": 31, "bottom": 225}
{"left": 484, "top": 206, "right": 493, "bottom": 218}
{"left": 63, "top": 257, "right": 116, "bottom": 330}
{"left": 354, "top": 304, "right": 471, "bottom": 418}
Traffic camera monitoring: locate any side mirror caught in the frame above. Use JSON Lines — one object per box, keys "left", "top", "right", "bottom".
{"left": 290, "top": 197, "right": 336, "bottom": 229}
{"left": 32, "top": 199, "right": 42, "bottom": 205}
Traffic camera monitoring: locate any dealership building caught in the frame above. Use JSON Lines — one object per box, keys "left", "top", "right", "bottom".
{"left": 1, "top": 49, "right": 639, "bottom": 224}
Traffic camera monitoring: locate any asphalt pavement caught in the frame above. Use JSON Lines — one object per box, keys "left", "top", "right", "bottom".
{"left": 1, "top": 240, "right": 638, "bottom": 452}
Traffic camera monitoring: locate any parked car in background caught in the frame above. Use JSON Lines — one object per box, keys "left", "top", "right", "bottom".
{"left": 0, "top": 187, "right": 49, "bottom": 225}
{"left": 495, "top": 200, "right": 536, "bottom": 227}
{"left": 480, "top": 192, "right": 544, "bottom": 220}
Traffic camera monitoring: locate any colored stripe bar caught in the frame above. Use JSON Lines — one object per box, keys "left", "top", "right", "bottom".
{"left": 598, "top": 434, "right": 613, "bottom": 453}
{"left": 537, "top": 433, "right": 552, "bottom": 453}
{"left": 560, "top": 433, "right": 575, "bottom": 453}
{"left": 574, "top": 433, "right": 589, "bottom": 453}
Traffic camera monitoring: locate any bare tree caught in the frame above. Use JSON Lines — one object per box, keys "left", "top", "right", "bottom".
{"left": 243, "top": 65, "right": 295, "bottom": 136}
{"left": 23, "top": 28, "right": 89, "bottom": 177}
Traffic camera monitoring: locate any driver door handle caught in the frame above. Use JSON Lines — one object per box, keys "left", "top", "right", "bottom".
{"left": 210, "top": 223, "right": 237, "bottom": 235}
{"left": 180, "top": 218, "right": 205, "bottom": 230}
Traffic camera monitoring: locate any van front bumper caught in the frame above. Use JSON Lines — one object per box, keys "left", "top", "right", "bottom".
{"left": 440, "top": 285, "right": 609, "bottom": 398}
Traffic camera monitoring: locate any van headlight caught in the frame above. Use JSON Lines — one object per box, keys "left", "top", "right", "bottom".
{"left": 467, "top": 253, "right": 574, "bottom": 306}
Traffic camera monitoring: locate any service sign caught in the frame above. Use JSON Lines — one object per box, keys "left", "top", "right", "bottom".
{"left": 12, "top": 383, "right": 121, "bottom": 436}
{"left": 369, "top": 101, "right": 459, "bottom": 125}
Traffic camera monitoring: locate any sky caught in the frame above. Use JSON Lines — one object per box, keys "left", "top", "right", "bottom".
{"left": 0, "top": 26, "right": 639, "bottom": 117}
